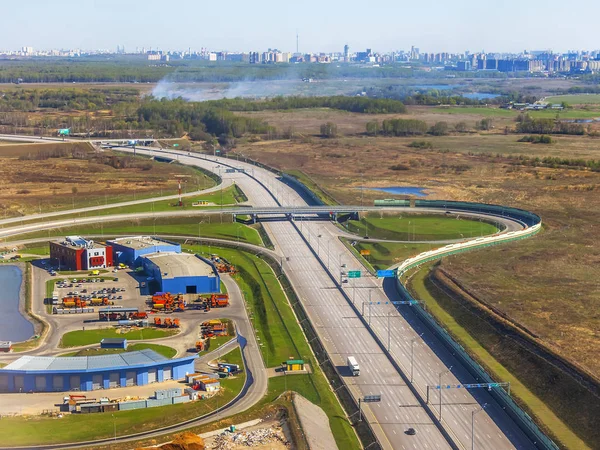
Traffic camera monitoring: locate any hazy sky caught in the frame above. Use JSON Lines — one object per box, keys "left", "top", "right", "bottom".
{"left": 2, "top": 0, "right": 598, "bottom": 54}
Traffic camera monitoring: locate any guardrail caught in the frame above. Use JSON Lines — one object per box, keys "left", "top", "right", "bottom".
{"left": 394, "top": 204, "right": 557, "bottom": 450}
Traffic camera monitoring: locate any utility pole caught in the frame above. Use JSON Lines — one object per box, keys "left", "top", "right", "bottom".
{"left": 438, "top": 366, "right": 452, "bottom": 421}
{"left": 387, "top": 311, "right": 391, "bottom": 351}
{"left": 472, "top": 403, "right": 487, "bottom": 450}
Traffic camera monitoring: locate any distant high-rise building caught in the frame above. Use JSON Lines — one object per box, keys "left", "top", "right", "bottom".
{"left": 344, "top": 44, "right": 349, "bottom": 62}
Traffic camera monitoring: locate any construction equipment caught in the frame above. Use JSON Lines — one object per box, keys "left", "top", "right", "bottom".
{"left": 90, "top": 297, "right": 110, "bottom": 306}
{"left": 197, "top": 294, "right": 229, "bottom": 311}
{"left": 200, "top": 319, "right": 229, "bottom": 339}
{"left": 151, "top": 292, "right": 185, "bottom": 312}
{"left": 131, "top": 312, "right": 148, "bottom": 319}
{"left": 195, "top": 340, "right": 206, "bottom": 351}
{"left": 153, "top": 316, "right": 181, "bottom": 328}
{"left": 62, "top": 297, "right": 87, "bottom": 308}
{"left": 210, "top": 254, "right": 237, "bottom": 274}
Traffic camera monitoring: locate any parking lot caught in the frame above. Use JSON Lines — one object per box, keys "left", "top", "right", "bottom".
{"left": 49, "top": 269, "right": 146, "bottom": 313}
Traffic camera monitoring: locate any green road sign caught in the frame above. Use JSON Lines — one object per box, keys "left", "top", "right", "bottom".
{"left": 347, "top": 271, "right": 361, "bottom": 278}
{"left": 173, "top": 144, "right": 179, "bottom": 147}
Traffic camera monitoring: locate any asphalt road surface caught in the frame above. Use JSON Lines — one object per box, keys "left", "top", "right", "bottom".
{"left": 0, "top": 137, "right": 540, "bottom": 449}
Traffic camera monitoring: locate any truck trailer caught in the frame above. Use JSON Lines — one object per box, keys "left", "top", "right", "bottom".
{"left": 347, "top": 356, "right": 360, "bottom": 376}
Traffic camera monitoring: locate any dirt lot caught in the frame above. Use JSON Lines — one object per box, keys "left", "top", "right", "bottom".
{"left": 238, "top": 136, "right": 600, "bottom": 377}
{"left": 0, "top": 143, "right": 214, "bottom": 217}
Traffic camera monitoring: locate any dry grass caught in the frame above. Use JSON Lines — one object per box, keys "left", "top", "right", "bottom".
{"left": 238, "top": 135, "right": 600, "bottom": 377}
{"left": 0, "top": 143, "right": 214, "bottom": 217}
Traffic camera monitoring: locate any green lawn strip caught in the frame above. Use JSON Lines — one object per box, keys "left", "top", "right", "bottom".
{"left": 407, "top": 264, "right": 589, "bottom": 450}
{"left": 352, "top": 240, "right": 435, "bottom": 271}
{"left": 59, "top": 328, "right": 178, "bottom": 348}
{"left": 0, "top": 347, "right": 245, "bottom": 447}
{"left": 340, "top": 237, "right": 376, "bottom": 274}
{"left": 182, "top": 243, "right": 358, "bottom": 449}
{"left": 431, "top": 106, "right": 600, "bottom": 119}
{"left": 285, "top": 169, "right": 338, "bottom": 205}
{"left": 544, "top": 94, "right": 600, "bottom": 105}
{"left": 7, "top": 218, "right": 263, "bottom": 247}
{"left": 20, "top": 245, "right": 49, "bottom": 256}
{"left": 58, "top": 343, "right": 177, "bottom": 359}
{"left": 342, "top": 213, "right": 499, "bottom": 241}
{"left": 79, "top": 184, "right": 246, "bottom": 217}
{"left": 198, "top": 335, "right": 235, "bottom": 356}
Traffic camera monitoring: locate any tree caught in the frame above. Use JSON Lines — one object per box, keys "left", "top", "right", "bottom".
{"left": 476, "top": 118, "right": 493, "bottom": 131}
{"left": 454, "top": 121, "right": 468, "bottom": 133}
{"left": 429, "top": 121, "right": 449, "bottom": 136}
{"left": 366, "top": 120, "right": 379, "bottom": 136}
{"left": 320, "top": 122, "right": 338, "bottom": 138}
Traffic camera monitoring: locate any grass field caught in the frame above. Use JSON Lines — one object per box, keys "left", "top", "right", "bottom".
{"left": 341, "top": 212, "right": 499, "bottom": 241}
{"left": 407, "top": 263, "right": 592, "bottom": 450}
{"left": 240, "top": 129, "right": 600, "bottom": 448}
{"left": 80, "top": 184, "right": 247, "bottom": 217}
{"left": 7, "top": 217, "right": 264, "bottom": 247}
{"left": 198, "top": 335, "right": 235, "bottom": 356}
{"left": 0, "top": 346, "right": 246, "bottom": 447}
{"left": 59, "top": 343, "right": 177, "bottom": 358}
{"left": 545, "top": 94, "right": 600, "bottom": 105}
{"left": 350, "top": 240, "right": 435, "bottom": 271}
{"left": 0, "top": 144, "right": 216, "bottom": 218}
{"left": 182, "top": 243, "right": 358, "bottom": 449}
{"left": 59, "top": 327, "right": 178, "bottom": 348}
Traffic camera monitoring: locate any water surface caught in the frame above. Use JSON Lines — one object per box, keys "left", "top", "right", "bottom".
{"left": 0, "top": 265, "right": 34, "bottom": 342}
{"left": 367, "top": 186, "right": 428, "bottom": 197}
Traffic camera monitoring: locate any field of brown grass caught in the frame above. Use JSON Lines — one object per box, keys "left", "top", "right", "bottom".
{"left": 238, "top": 135, "right": 600, "bottom": 378}
{"left": 0, "top": 142, "right": 214, "bottom": 217}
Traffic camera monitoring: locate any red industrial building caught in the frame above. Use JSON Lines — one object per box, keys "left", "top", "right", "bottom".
{"left": 50, "top": 236, "right": 113, "bottom": 271}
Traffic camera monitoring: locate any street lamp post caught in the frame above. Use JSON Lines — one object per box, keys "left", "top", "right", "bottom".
{"left": 438, "top": 366, "right": 452, "bottom": 420}
{"left": 410, "top": 333, "right": 423, "bottom": 383}
{"left": 472, "top": 403, "right": 487, "bottom": 450}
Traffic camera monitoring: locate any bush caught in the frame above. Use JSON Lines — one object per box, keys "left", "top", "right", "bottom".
{"left": 476, "top": 118, "right": 493, "bottom": 130}
{"left": 389, "top": 164, "right": 410, "bottom": 171}
{"left": 454, "top": 121, "right": 469, "bottom": 132}
{"left": 381, "top": 119, "right": 428, "bottom": 136}
{"left": 408, "top": 141, "right": 433, "bottom": 149}
{"left": 518, "top": 135, "right": 553, "bottom": 144}
{"left": 429, "top": 121, "right": 449, "bottom": 136}
{"left": 320, "top": 122, "right": 338, "bottom": 138}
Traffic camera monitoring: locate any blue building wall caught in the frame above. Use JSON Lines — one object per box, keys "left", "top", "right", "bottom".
{"left": 0, "top": 357, "right": 196, "bottom": 393}
{"left": 141, "top": 255, "right": 220, "bottom": 295}
{"left": 108, "top": 239, "right": 181, "bottom": 267}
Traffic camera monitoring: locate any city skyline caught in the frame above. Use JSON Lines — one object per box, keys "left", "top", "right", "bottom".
{"left": 2, "top": 0, "right": 599, "bottom": 54}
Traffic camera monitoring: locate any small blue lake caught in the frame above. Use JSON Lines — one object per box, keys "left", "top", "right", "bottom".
{"left": 463, "top": 92, "right": 499, "bottom": 100}
{"left": 0, "top": 265, "right": 34, "bottom": 342}
{"left": 366, "top": 186, "right": 428, "bottom": 197}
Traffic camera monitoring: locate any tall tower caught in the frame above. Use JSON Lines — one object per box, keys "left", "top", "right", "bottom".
{"left": 344, "top": 44, "right": 349, "bottom": 62}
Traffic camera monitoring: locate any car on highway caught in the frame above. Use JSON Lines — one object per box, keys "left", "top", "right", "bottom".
{"left": 406, "top": 428, "right": 416, "bottom": 435}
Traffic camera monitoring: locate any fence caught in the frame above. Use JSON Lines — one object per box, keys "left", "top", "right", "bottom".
{"left": 394, "top": 204, "right": 557, "bottom": 450}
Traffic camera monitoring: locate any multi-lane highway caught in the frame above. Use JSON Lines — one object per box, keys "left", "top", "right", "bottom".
{"left": 0, "top": 136, "right": 542, "bottom": 449}
{"left": 107, "top": 145, "right": 537, "bottom": 449}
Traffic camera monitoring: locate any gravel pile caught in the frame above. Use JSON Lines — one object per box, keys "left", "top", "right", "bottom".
{"left": 210, "top": 426, "right": 289, "bottom": 449}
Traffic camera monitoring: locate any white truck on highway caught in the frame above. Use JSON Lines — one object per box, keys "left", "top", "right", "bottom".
{"left": 347, "top": 356, "right": 360, "bottom": 376}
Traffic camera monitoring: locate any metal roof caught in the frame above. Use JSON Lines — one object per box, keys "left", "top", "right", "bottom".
{"left": 100, "top": 338, "right": 127, "bottom": 344}
{"left": 144, "top": 252, "right": 216, "bottom": 279}
{"left": 108, "top": 236, "right": 178, "bottom": 251}
{"left": 2, "top": 349, "right": 169, "bottom": 372}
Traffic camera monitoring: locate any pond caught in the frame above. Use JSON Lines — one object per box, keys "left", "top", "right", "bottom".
{"left": 463, "top": 92, "right": 499, "bottom": 100}
{"left": 366, "top": 186, "right": 429, "bottom": 197}
{"left": 0, "top": 265, "right": 34, "bottom": 342}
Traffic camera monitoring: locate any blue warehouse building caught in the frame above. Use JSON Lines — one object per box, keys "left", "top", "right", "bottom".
{"left": 142, "top": 252, "right": 220, "bottom": 295}
{"left": 108, "top": 236, "right": 181, "bottom": 267}
{"left": 0, "top": 350, "right": 197, "bottom": 392}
